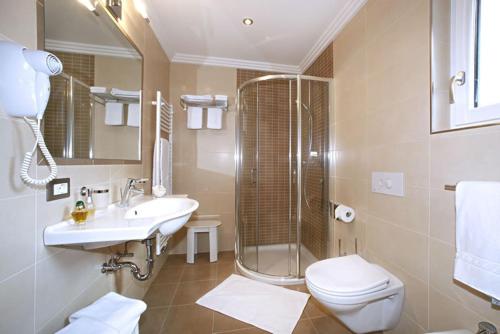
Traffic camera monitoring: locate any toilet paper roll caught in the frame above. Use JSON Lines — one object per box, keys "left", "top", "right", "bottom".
{"left": 334, "top": 204, "right": 355, "bottom": 223}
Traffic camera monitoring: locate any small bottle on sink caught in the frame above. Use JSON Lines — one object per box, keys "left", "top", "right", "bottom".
{"left": 71, "top": 200, "right": 89, "bottom": 224}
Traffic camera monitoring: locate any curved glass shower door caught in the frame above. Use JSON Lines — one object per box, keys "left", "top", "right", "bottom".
{"left": 236, "top": 74, "right": 331, "bottom": 284}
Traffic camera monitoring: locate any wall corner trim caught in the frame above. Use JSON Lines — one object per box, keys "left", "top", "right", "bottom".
{"left": 171, "top": 53, "right": 301, "bottom": 74}
{"left": 298, "top": 0, "right": 367, "bottom": 73}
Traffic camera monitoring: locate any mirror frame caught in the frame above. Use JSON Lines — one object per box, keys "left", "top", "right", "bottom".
{"left": 430, "top": 0, "right": 500, "bottom": 134}
{"left": 37, "top": 0, "right": 144, "bottom": 165}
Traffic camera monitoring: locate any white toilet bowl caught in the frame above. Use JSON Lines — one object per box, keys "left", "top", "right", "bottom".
{"left": 305, "top": 255, "right": 405, "bottom": 334}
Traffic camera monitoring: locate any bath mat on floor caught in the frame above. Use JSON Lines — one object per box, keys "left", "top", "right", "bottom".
{"left": 196, "top": 274, "right": 309, "bottom": 334}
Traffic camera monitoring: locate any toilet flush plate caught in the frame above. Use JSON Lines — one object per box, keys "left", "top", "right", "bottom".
{"left": 371, "top": 172, "right": 404, "bottom": 197}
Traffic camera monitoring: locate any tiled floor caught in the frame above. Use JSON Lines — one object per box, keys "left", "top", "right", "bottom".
{"left": 140, "top": 251, "right": 353, "bottom": 334}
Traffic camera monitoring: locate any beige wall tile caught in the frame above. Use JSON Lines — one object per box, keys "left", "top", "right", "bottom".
{"left": 429, "top": 188, "right": 456, "bottom": 246}
{"left": 429, "top": 289, "right": 485, "bottom": 332}
{"left": 431, "top": 129, "right": 500, "bottom": 188}
{"left": 169, "top": 63, "right": 236, "bottom": 255}
{"left": 365, "top": 216, "right": 428, "bottom": 282}
{"left": 0, "top": 195, "right": 36, "bottom": 281}
{"left": 0, "top": 267, "right": 35, "bottom": 334}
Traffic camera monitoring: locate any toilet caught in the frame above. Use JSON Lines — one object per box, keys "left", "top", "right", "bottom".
{"left": 305, "top": 255, "right": 404, "bottom": 334}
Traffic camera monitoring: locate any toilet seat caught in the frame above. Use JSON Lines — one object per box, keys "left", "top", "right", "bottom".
{"left": 305, "top": 255, "right": 390, "bottom": 297}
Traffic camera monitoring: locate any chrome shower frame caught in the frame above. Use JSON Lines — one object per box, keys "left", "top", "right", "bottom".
{"left": 235, "top": 74, "right": 333, "bottom": 285}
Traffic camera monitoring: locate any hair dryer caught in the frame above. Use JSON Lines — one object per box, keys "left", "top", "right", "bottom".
{"left": 0, "top": 41, "right": 63, "bottom": 186}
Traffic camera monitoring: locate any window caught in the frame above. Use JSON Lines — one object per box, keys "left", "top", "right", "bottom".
{"left": 450, "top": 0, "right": 500, "bottom": 126}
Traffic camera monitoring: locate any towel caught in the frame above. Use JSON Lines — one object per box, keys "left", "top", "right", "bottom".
{"left": 181, "top": 94, "right": 212, "bottom": 102}
{"left": 127, "top": 103, "right": 141, "bottom": 127}
{"left": 454, "top": 181, "right": 500, "bottom": 301}
{"left": 215, "top": 95, "right": 228, "bottom": 102}
{"left": 105, "top": 102, "right": 124, "bottom": 125}
{"left": 69, "top": 292, "right": 146, "bottom": 333}
{"left": 187, "top": 106, "right": 203, "bottom": 129}
{"left": 90, "top": 86, "right": 107, "bottom": 94}
{"left": 56, "top": 317, "right": 119, "bottom": 334}
{"left": 110, "top": 88, "right": 140, "bottom": 98}
{"left": 153, "top": 138, "right": 171, "bottom": 195}
{"left": 207, "top": 107, "right": 223, "bottom": 129}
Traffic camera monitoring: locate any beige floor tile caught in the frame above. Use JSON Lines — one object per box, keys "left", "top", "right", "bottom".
{"left": 143, "top": 283, "right": 178, "bottom": 307}
{"left": 293, "top": 319, "right": 318, "bottom": 334}
{"left": 153, "top": 265, "right": 185, "bottom": 285}
{"left": 219, "top": 327, "right": 268, "bottom": 334}
{"left": 304, "top": 297, "right": 330, "bottom": 320}
{"left": 172, "top": 280, "right": 216, "bottom": 305}
{"left": 216, "top": 263, "right": 237, "bottom": 281}
{"left": 218, "top": 251, "right": 236, "bottom": 263}
{"left": 165, "top": 254, "right": 187, "bottom": 266}
{"left": 139, "top": 307, "right": 169, "bottom": 334}
{"left": 182, "top": 264, "right": 218, "bottom": 282}
{"left": 160, "top": 304, "right": 213, "bottom": 334}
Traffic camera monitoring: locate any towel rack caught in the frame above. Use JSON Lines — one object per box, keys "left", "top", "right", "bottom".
{"left": 180, "top": 95, "right": 228, "bottom": 112}
{"left": 444, "top": 184, "right": 456, "bottom": 191}
{"left": 153, "top": 91, "right": 173, "bottom": 195}
{"left": 443, "top": 183, "right": 500, "bottom": 307}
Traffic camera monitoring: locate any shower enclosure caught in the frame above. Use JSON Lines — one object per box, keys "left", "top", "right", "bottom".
{"left": 235, "top": 74, "right": 332, "bottom": 284}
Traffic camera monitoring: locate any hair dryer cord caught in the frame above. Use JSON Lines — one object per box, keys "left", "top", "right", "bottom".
{"left": 20, "top": 117, "right": 57, "bottom": 186}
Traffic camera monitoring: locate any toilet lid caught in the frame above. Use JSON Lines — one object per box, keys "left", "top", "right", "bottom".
{"left": 305, "top": 255, "right": 390, "bottom": 296}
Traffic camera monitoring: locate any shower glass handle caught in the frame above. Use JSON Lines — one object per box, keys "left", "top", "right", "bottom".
{"left": 250, "top": 168, "right": 257, "bottom": 185}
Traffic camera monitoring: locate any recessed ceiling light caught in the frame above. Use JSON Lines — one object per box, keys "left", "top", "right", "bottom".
{"left": 242, "top": 18, "right": 254, "bottom": 26}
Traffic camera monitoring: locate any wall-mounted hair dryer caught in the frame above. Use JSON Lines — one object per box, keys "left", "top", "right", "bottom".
{"left": 0, "top": 41, "right": 63, "bottom": 186}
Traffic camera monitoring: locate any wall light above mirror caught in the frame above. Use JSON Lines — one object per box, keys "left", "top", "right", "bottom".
{"left": 431, "top": 0, "right": 500, "bottom": 133}
{"left": 42, "top": 0, "right": 143, "bottom": 163}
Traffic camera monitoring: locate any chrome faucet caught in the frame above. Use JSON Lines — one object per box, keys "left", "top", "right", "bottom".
{"left": 119, "top": 178, "right": 148, "bottom": 207}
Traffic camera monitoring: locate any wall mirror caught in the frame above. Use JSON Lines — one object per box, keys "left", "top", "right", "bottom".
{"left": 43, "top": 0, "right": 143, "bottom": 163}
{"left": 431, "top": 0, "right": 500, "bottom": 133}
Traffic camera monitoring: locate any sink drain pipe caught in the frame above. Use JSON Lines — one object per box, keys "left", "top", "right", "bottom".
{"left": 101, "top": 238, "right": 155, "bottom": 281}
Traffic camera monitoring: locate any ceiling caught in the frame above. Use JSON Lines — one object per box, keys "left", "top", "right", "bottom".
{"left": 147, "top": 0, "right": 366, "bottom": 73}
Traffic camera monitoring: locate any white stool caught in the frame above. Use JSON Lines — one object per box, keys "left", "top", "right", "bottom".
{"left": 185, "top": 220, "right": 221, "bottom": 264}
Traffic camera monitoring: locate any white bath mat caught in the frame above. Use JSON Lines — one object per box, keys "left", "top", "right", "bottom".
{"left": 196, "top": 274, "right": 309, "bottom": 334}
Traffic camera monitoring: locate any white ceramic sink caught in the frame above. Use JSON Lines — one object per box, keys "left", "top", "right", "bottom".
{"left": 44, "top": 196, "right": 199, "bottom": 249}
{"left": 125, "top": 197, "right": 199, "bottom": 236}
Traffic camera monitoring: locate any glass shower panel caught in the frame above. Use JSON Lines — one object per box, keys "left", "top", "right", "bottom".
{"left": 299, "top": 79, "right": 330, "bottom": 277}
{"left": 238, "top": 83, "right": 258, "bottom": 272}
{"left": 256, "top": 78, "right": 296, "bottom": 277}
{"left": 236, "top": 74, "right": 330, "bottom": 284}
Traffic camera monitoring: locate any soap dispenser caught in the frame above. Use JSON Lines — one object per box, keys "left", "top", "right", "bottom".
{"left": 80, "top": 187, "right": 96, "bottom": 218}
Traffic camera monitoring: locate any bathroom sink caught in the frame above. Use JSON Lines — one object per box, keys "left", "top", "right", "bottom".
{"left": 125, "top": 197, "right": 199, "bottom": 236}
{"left": 43, "top": 196, "right": 199, "bottom": 249}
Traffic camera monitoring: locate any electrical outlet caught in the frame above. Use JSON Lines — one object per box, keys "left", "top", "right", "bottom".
{"left": 46, "top": 178, "right": 70, "bottom": 201}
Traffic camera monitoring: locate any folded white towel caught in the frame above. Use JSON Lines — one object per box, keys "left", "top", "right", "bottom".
{"left": 105, "top": 102, "right": 124, "bottom": 126}
{"left": 215, "top": 95, "right": 228, "bottom": 102}
{"left": 56, "top": 317, "right": 119, "bottom": 334}
{"left": 127, "top": 103, "right": 141, "bottom": 127}
{"left": 187, "top": 106, "right": 203, "bottom": 129}
{"left": 111, "top": 88, "right": 140, "bottom": 98}
{"left": 181, "top": 94, "right": 212, "bottom": 102}
{"left": 69, "top": 292, "right": 146, "bottom": 332}
{"left": 90, "top": 86, "right": 107, "bottom": 94}
{"left": 454, "top": 181, "right": 500, "bottom": 301}
{"left": 207, "top": 107, "right": 223, "bottom": 129}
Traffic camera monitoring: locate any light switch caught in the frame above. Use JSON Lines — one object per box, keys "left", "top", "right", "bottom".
{"left": 54, "top": 182, "right": 68, "bottom": 196}
{"left": 46, "top": 178, "right": 71, "bottom": 201}
{"left": 371, "top": 172, "right": 404, "bottom": 197}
